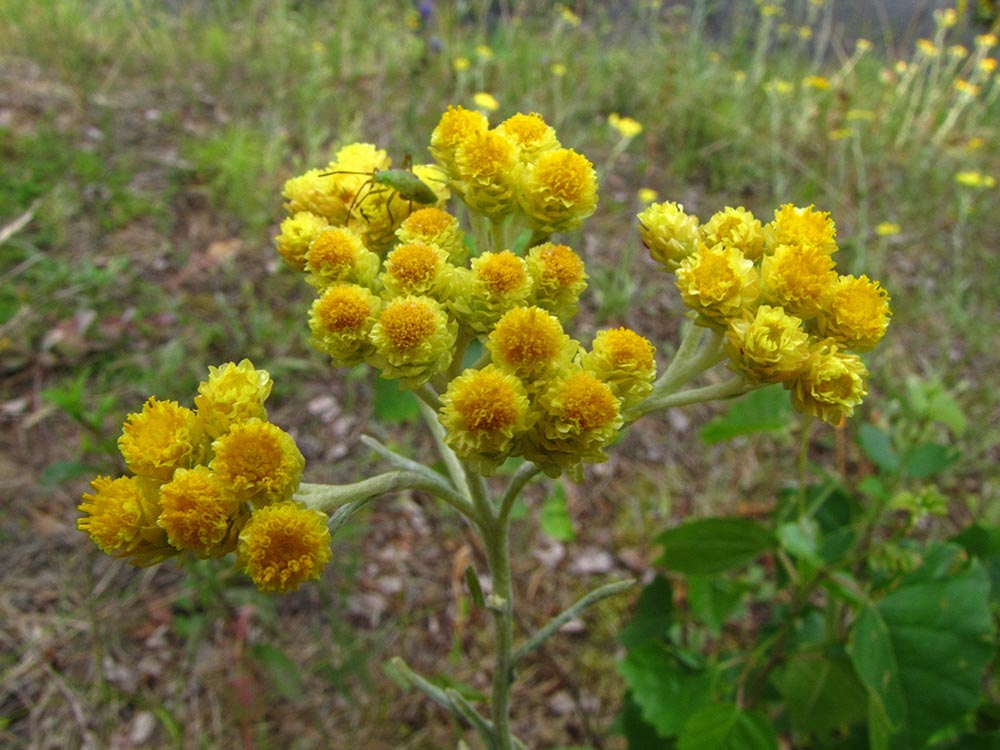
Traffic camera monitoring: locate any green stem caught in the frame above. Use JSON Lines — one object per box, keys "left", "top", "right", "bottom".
{"left": 634, "top": 376, "right": 751, "bottom": 416}
{"left": 415, "top": 398, "right": 472, "bottom": 502}
{"left": 511, "top": 579, "right": 635, "bottom": 667}
{"left": 498, "top": 461, "right": 542, "bottom": 527}
{"left": 483, "top": 511, "right": 515, "bottom": 750}
{"left": 295, "top": 471, "right": 473, "bottom": 520}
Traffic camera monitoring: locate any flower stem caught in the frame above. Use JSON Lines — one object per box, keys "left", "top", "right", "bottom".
{"left": 483, "top": 508, "right": 515, "bottom": 750}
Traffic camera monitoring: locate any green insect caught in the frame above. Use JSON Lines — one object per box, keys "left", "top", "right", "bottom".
{"left": 323, "top": 154, "right": 442, "bottom": 227}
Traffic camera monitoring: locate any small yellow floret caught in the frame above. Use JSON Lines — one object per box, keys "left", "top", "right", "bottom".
{"left": 237, "top": 502, "right": 332, "bottom": 593}
{"left": 517, "top": 148, "right": 599, "bottom": 234}
{"left": 476, "top": 250, "right": 530, "bottom": 296}
{"left": 760, "top": 243, "right": 837, "bottom": 320}
{"left": 368, "top": 296, "right": 456, "bottom": 384}
{"left": 305, "top": 226, "right": 378, "bottom": 289}
{"left": 526, "top": 242, "right": 588, "bottom": 320}
{"left": 383, "top": 241, "right": 448, "bottom": 297}
{"left": 396, "top": 207, "right": 467, "bottom": 264}
{"left": 522, "top": 370, "right": 623, "bottom": 477}
{"left": 78, "top": 475, "right": 175, "bottom": 566}
{"left": 638, "top": 201, "right": 701, "bottom": 269}
{"left": 676, "top": 244, "right": 760, "bottom": 325}
{"left": 789, "top": 343, "right": 869, "bottom": 425}
{"left": 487, "top": 306, "right": 576, "bottom": 381}
{"left": 119, "top": 397, "right": 205, "bottom": 482}
{"left": 701, "top": 207, "right": 765, "bottom": 262}
{"left": 766, "top": 204, "right": 838, "bottom": 255}
{"left": 453, "top": 129, "right": 519, "bottom": 217}
{"left": 274, "top": 211, "right": 329, "bottom": 271}
{"left": 158, "top": 466, "right": 242, "bottom": 558}
{"left": 815, "top": 274, "right": 891, "bottom": 352}
{"left": 310, "top": 284, "right": 381, "bottom": 365}
{"left": 430, "top": 105, "right": 490, "bottom": 173}
{"left": 195, "top": 359, "right": 273, "bottom": 440}
{"left": 495, "top": 113, "right": 561, "bottom": 161}
{"left": 210, "top": 419, "right": 304, "bottom": 507}
{"left": 725, "top": 305, "right": 811, "bottom": 383}
{"left": 439, "top": 365, "right": 531, "bottom": 474}
{"left": 582, "top": 328, "right": 657, "bottom": 411}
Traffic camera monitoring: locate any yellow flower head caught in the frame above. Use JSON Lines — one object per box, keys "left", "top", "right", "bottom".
{"left": 638, "top": 201, "right": 701, "bottom": 270}
{"left": 382, "top": 241, "right": 452, "bottom": 299}
{"left": 495, "top": 113, "right": 562, "bottom": 163}
{"left": 305, "top": 226, "right": 380, "bottom": 289}
{"left": 119, "top": 397, "right": 205, "bottom": 482}
{"left": 581, "top": 327, "right": 657, "bottom": 411}
{"left": 473, "top": 92, "right": 500, "bottom": 112}
{"left": 955, "top": 170, "right": 997, "bottom": 189}
{"left": 78, "top": 475, "right": 175, "bottom": 566}
{"left": 281, "top": 169, "right": 348, "bottom": 225}
{"left": 916, "top": 38, "right": 939, "bottom": 57}
{"left": 875, "top": 222, "right": 901, "bottom": 237}
{"left": 430, "top": 105, "right": 491, "bottom": 175}
{"left": 676, "top": 243, "right": 761, "bottom": 325}
{"left": 157, "top": 465, "right": 243, "bottom": 558}
{"left": 766, "top": 204, "right": 838, "bottom": 255}
{"left": 452, "top": 251, "right": 533, "bottom": 333}
{"left": 452, "top": 129, "right": 519, "bottom": 217}
{"left": 237, "top": 502, "right": 332, "bottom": 593}
{"left": 725, "top": 305, "right": 811, "bottom": 383}
{"left": 521, "top": 368, "right": 623, "bottom": 478}
{"left": 637, "top": 188, "right": 659, "bottom": 205}
{"left": 815, "top": 274, "right": 891, "bottom": 352}
{"left": 368, "top": 295, "right": 457, "bottom": 385}
{"left": 439, "top": 365, "right": 532, "bottom": 475}
{"left": 789, "top": 342, "right": 869, "bottom": 425}
{"left": 194, "top": 359, "right": 273, "bottom": 440}
{"left": 396, "top": 207, "right": 468, "bottom": 265}
{"left": 760, "top": 243, "right": 837, "bottom": 320}
{"left": 517, "top": 148, "right": 599, "bottom": 234}
{"left": 309, "top": 283, "right": 381, "bottom": 366}
{"left": 526, "top": 242, "right": 588, "bottom": 321}
{"left": 210, "top": 419, "right": 305, "bottom": 507}
{"left": 701, "top": 206, "right": 766, "bottom": 262}
{"left": 608, "top": 113, "right": 644, "bottom": 139}
{"left": 487, "top": 306, "right": 577, "bottom": 382}
{"left": 453, "top": 56, "right": 471, "bottom": 72}
{"left": 274, "top": 211, "right": 329, "bottom": 272}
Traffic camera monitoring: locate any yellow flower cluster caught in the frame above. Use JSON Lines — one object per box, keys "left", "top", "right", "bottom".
{"left": 78, "top": 360, "right": 330, "bottom": 593}
{"left": 639, "top": 202, "right": 891, "bottom": 425}
{"left": 275, "top": 110, "right": 649, "bottom": 479}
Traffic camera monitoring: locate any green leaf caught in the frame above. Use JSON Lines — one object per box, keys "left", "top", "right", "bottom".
{"left": 901, "top": 442, "right": 958, "bottom": 478}
{"left": 676, "top": 703, "right": 777, "bottom": 750}
{"left": 250, "top": 643, "right": 304, "bottom": 701}
{"left": 772, "top": 651, "right": 867, "bottom": 735}
{"left": 953, "top": 524, "right": 1000, "bottom": 602}
{"left": 848, "top": 544, "right": 996, "bottom": 748}
{"left": 464, "top": 566, "right": 485, "bottom": 609}
{"left": 618, "top": 642, "right": 714, "bottom": 738}
{"left": 618, "top": 692, "right": 675, "bottom": 749}
{"left": 777, "top": 517, "right": 821, "bottom": 563}
{"left": 858, "top": 424, "right": 901, "bottom": 473}
{"left": 700, "top": 385, "right": 792, "bottom": 444}
{"left": 656, "top": 518, "right": 775, "bottom": 575}
{"left": 686, "top": 576, "right": 741, "bottom": 635}
{"left": 619, "top": 574, "right": 673, "bottom": 649}
{"left": 539, "top": 481, "right": 575, "bottom": 542}
{"left": 373, "top": 377, "right": 420, "bottom": 423}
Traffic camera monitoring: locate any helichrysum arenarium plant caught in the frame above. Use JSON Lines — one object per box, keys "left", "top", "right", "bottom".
{"left": 79, "top": 105, "right": 891, "bottom": 748}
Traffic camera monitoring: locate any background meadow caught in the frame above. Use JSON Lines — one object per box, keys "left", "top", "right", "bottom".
{"left": 1, "top": 1, "right": 999, "bottom": 748}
